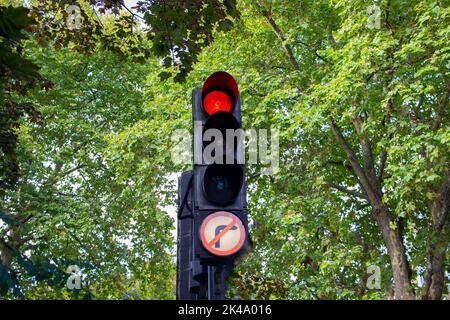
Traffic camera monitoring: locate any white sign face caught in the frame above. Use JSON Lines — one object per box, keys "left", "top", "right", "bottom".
{"left": 200, "top": 211, "right": 246, "bottom": 256}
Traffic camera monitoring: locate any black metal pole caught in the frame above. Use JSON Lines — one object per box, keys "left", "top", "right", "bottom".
{"left": 207, "top": 265, "right": 214, "bottom": 300}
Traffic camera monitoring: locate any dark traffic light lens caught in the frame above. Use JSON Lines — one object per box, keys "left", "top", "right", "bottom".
{"left": 203, "top": 90, "right": 232, "bottom": 115}
{"left": 203, "top": 111, "right": 240, "bottom": 164}
{"left": 203, "top": 164, "right": 243, "bottom": 205}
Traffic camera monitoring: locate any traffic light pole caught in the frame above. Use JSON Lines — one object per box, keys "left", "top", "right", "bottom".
{"left": 207, "top": 265, "right": 214, "bottom": 300}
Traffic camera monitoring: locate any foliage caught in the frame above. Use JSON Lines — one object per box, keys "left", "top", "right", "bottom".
{"left": 1, "top": 46, "right": 175, "bottom": 299}
{"left": 29, "top": 0, "right": 240, "bottom": 81}
{"left": 0, "top": 5, "right": 43, "bottom": 191}
{"left": 0, "top": 0, "right": 449, "bottom": 300}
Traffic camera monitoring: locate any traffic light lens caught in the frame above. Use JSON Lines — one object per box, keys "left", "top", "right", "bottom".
{"left": 215, "top": 178, "right": 225, "bottom": 190}
{"left": 203, "top": 90, "right": 232, "bottom": 115}
{"left": 203, "top": 165, "right": 243, "bottom": 205}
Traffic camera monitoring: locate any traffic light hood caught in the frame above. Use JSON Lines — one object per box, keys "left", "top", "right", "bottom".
{"left": 202, "top": 71, "right": 239, "bottom": 113}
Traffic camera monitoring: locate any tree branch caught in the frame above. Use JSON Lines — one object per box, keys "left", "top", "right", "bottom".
{"left": 293, "top": 39, "right": 331, "bottom": 64}
{"left": 326, "top": 182, "right": 368, "bottom": 200}
{"left": 120, "top": 0, "right": 144, "bottom": 21}
{"left": 377, "top": 148, "right": 387, "bottom": 185}
{"left": 352, "top": 113, "right": 377, "bottom": 190}
{"left": 432, "top": 78, "right": 450, "bottom": 130}
{"left": 326, "top": 160, "right": 353, "bottom": 172}
{"left": 61, "top": 164, "right": 86, "bottom": 177}
{"left": 328, "top": 117, "right": 378, "bottom": 204}
{"left": 255, "top": 1, "right": 300, "bottom": 71}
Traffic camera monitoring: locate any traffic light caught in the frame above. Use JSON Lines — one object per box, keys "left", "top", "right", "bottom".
{"left": 177, "top": 72, "right": 249, "bottom": 300}
{"left": 192, "top": 72, "right": 249, "bottom": 265}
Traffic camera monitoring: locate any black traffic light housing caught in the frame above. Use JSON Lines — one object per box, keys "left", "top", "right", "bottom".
{"left": 177, "top": 72, "right": 250, "bottom": 300}
{"left": 192, "top": 72, "right": 249, "bottom": 264}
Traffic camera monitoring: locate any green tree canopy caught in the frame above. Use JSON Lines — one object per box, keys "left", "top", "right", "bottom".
{"left": 0, "top": 0, "right": 448, "bottom": 300}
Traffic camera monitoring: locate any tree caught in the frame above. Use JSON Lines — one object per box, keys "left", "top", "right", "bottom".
{"left": 1, "top": 46, "right": 175, "bottom": 299}
{"left": 1, "top": 0, "right": 238, "bottom": 298}
{"left": 0, "top": 5, "right": 43, "bottom": 192}
{"left": 221, "top": 0, "right": 448, "bottom": 300}
{"left": 1, "top": 0, "right": 448, "bottom": 300}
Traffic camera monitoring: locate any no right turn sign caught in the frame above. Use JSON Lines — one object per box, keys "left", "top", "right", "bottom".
{"left": 199, "top": 211, "right": 246, "bottom": 256}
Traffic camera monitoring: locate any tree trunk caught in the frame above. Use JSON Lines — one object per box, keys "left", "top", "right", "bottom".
{"left": 0, "top": 244, "right": 13, "bottom": 269}
{"left": 329, "top": 117, "right": 415, "bottom": 299}
{"left": 422, "top": 172, "right": 449, "bottom": 300}
{"left": 0, "top": 228, "right": 21, "bottom": 298}
{"left": 0, "top": 229, "right": 20, "bottom": 268}
{"left": 373, "top": 204, "right": 415, "bottom": 299}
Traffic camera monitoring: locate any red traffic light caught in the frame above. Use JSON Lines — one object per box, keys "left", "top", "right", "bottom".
{"left": 202, "top": 71, "right": 238, "bottom": 116}
{"left": 203, "top": 90, "right": 232, "bottom": 115}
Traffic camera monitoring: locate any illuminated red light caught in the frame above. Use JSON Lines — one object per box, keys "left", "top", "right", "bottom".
{"left": 203, "top": 90, "right": 232, "bottom": 115}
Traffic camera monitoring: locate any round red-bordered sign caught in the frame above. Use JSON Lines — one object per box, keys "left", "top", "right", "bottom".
{"left": 200, "top": 211, "right": 246, "bottom": 256}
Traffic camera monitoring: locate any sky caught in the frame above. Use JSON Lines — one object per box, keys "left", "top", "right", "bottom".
{"left": 124, "top": 0, "right": 139, "bottom": 9}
